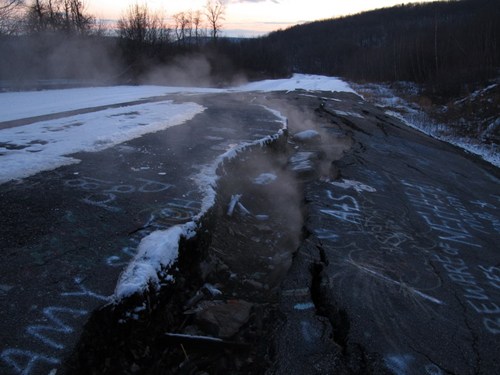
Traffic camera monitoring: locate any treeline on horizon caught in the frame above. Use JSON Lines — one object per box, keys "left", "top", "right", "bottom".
{"left": 231, "top": 0, "right": 499, "bottom": 97}
{"left": 0, "top": 0, "right": 499, "bottom": 97}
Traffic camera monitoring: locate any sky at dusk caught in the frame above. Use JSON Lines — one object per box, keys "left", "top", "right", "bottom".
{"left": 91, "top": 0, "right": 438, "bottom": 37}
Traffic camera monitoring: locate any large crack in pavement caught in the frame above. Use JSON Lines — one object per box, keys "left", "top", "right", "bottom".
{"left": 59, "top": 90, "right": 499, "bottom": 374}
{"left": 63, "top": 108, "right": 302, "bottom": 374}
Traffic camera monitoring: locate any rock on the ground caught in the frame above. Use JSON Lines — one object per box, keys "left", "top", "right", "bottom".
{"left": 195, "top": 300, "right": 254, "bottom": 338}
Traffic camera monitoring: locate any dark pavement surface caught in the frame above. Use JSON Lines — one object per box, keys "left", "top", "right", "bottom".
{"left": 262, "top": 91, "right": 500, "bottom": 374}
{"left": 0, "top": 93, "right": 283, "bottom": 375}
{"left": 1, "top": 89, "right": 499, "bottom": 375}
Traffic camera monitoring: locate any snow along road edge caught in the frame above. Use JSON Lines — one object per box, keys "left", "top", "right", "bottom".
{"left": 113, "top": 106, "right": 288, "bottom": 300}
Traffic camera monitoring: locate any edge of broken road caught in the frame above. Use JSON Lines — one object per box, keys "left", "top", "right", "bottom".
{"left": 62, "top": 106, "right": 289, "bottom": 372}
{"left": 114, "top": 105, "right": 288, "bottom": 301}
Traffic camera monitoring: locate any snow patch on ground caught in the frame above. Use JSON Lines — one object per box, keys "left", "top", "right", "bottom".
{"left": 0, "top": 101, "right": 204, "bottom": 184}
{"left": 0, "top": 75, "right": 354, "bottom": 123}
{"left": 0, "top": 86, "right": 219, "bottom": 122}
{"left": 234, "top": 74, "right": 356, "bottom": 93}
{"left": 115, "top": 222, "right": 197, "bottom": 299}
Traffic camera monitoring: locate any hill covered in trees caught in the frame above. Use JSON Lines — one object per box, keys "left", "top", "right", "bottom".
{"left": 1, "top": 0, "right": 498, "bottom": 98}
{"left": 228, "top": 0, "right": 499, "bottom": 97}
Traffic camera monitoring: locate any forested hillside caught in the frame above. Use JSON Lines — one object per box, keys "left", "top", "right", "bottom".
{"left": 229, "top": 0, "right": 499, "bottom": 96}
{"left": 1, "top": 0, "right": 498, "bottom": 97}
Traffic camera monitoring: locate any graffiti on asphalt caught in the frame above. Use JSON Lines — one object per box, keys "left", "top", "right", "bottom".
{"left": 317, "top": 179, "right": 500, "bottom": 336}
{"left": 65, "top": 176, "right": 174, "bottom": 212}
{"left": 1, "top": 279, "right": 109, "bottom": 375}
{"left": 402, "top": 180, "right": 500, "bottom": 335}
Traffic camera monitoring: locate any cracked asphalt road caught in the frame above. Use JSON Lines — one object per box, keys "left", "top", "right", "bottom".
{"left": 266, "top": 91, "right": 500, "bottom": 374}
{"left": 0, "top": 93, "right": 283, "bottom": 375}
{"left": 1, "top": 89, "right": 498, "bottom": 375}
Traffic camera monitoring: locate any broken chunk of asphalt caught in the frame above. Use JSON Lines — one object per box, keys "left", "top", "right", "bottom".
{"left": 194, "top": 300, "right": 254, "bottom": 339}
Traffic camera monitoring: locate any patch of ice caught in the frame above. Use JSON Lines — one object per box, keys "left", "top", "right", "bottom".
{"left": 253, "top": 173, "right": 277, "bottom": 185}
{"left": 293, "top": 130, "right": 320, "bottom": 141}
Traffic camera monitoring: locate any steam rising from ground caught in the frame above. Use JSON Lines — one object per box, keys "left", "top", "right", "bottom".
{"left": 0, "top": 35, "right": 246, "bottom": 90}
{"left": 250, "top": 93, "right": 353, "bottom": 177}
{"left": 143, "top": 54, "right": 213, "bottom": 87}
{"left": 142, "top": 53, "right": 248, "bottom": 88}
{"left": 0, "top": 35, "right": 123, "bottom": 89}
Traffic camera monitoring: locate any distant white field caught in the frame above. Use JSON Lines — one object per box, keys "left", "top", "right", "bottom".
{"left": 0, "top": 74, "right": 354, "bottom": 184}
{"left": 0, "top": 74, "right": 354, "bottom": 122}
{"left": 233, "top": 73, "right": 356, "bottom": 93}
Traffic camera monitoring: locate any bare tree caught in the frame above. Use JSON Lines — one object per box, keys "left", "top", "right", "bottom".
{"left": 174, "top": 10, "right": 206, "bottom": 46}
{"left": 24, "top": 0, "right": 94, "bottom": 34}
{"left": 67, "top": 0, "right": 94, "bottom": 33}
{"left": 191, "top": 9, "right": 204, "bottom": 44}
{"left": 205, "top": 0, "right": 224, "bottom": 41}
{"left": 118, "top": 3, "right": 168, "bottom": 45}
{"left": 173, "top": 11, "right": 191, "bottom": 45}
{"left": 0, "top": 0, "right": 23, "bottom": 34}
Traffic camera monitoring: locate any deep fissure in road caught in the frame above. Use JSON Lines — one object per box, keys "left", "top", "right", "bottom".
{"left": 65, "top": 123, "right": 307, "bottom": 374}
{"left": 5, "top": 91, "right": 497, "bottom": 375}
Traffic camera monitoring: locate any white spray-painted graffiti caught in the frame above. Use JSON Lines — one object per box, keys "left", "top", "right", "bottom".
{"left": 27, "top": 307, "right": 88, "bottom": 350}
{"left": 315, "top": 176, "right": 498, "bottom": 375}
{"left": 1, "top": 279, "right": 109, "bottom": 375}
{"left": 1, "top": 350, "right": 60, "bottom": 375}
{"left": 151, "top": 198, "right": 201, "bottom": 224}
{"left": 401, "top": 180, "right": 489, "bottom": 247}
{"left": 313, "top": 228, "right": 340, "bottom": 241}
{"left": 319, "top": 187, "right": 443, "bottom": 306}
{"left": 65, "top": 176, "right": 174, "bottom": 212}
{"left": 401, "top": 180, "right": 500, "bottom": 335}
{"left": 320, "top": 190, "right": 361, "bottom": 225}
